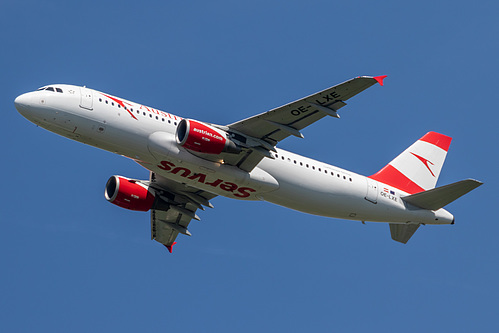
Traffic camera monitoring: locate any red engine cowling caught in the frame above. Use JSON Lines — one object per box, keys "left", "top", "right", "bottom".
{"left": 104, "top": 176, "right": 155, "bottom": 212}
{"left": 176, "top": 119, "right": 240, "bottom": 154}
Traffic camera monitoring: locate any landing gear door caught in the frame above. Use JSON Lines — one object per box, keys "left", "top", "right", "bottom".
{"left": 365, "top": 178, "right": 378, "bottom": 204}
{"left": 79, "top": 87, "right": 93, "bottom": 110}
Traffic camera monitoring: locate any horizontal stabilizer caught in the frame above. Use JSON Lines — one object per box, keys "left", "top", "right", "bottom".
{"left": 402, "top": 179, "right": 482, "bottom": 211}
{"left": 389, "top": 223, "right": 420, "bottom": 244}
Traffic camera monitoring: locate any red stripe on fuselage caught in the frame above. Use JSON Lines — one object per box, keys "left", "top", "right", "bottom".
{"left": 419, "top": 132, "right": 452, "bottom": 152}
{"left": 101, "top": 93, "right": 138, "bottom": 120}
{"left": 369, "top": 164, "right": 425, "bottom": 194}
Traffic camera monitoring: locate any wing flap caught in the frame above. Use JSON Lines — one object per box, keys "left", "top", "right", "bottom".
{"left": 148, "top": 172, "right": 218, "bottom": 251}
{"left": 151, "top": 210, "right": 180, "bottom": 245}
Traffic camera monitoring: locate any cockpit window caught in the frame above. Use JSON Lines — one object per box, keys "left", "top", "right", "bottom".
{"left": 36, "top": 86, "right": 63, "bottom": 93}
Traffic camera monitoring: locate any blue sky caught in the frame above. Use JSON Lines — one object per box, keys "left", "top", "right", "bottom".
{"left": 1, "top": 0, "right": 498, "bottom": 331}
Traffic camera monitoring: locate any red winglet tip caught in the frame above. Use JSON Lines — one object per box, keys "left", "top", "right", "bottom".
{"left": 165, "top": 241, "right": 177, "bottom": 253}
{"left": 373, "top": 75, "right": 387, "bottom": 86}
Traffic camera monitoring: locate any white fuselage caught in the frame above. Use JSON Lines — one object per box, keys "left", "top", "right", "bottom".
{"left": 14, "top": 85, "right": 454, "bottom": 225}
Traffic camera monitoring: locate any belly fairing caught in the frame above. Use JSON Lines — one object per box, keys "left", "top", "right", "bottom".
{"left": 146, "top": 131, "right": 279, "bottom": 200}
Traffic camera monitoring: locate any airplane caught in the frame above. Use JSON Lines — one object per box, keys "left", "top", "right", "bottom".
{"left": 14, "top": 76, "right": 482, "bottom": 252}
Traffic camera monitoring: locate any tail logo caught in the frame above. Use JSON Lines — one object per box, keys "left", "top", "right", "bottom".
{"left": 411, "top": 152, "right": 435, "bottom": 177}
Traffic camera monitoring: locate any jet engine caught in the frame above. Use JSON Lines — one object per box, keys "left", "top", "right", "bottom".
{"left": 105, "top": 176, "right": 155, "bottom": 211}
{"left": 176, "top": 119, "right": 240, "bottom": 154}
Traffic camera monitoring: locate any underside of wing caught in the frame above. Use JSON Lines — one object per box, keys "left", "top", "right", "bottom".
{"left": 219, "top": 76, "right": 386, "bottom": 171}
{"left": 228, "top": 76, "right": 385, "bottom": 142}
{"left": 148, "top": 172, "right": 217, "bottom": 252}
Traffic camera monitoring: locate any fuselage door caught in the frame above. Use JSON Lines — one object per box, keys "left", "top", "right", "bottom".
{"left": 79, "top": 87, "right": 93, "bottom": 110}
{"left": 365, "top": 178, "right": 378, "bottom": 204}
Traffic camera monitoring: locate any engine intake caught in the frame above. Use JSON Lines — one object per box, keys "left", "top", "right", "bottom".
{"left": 105, "top": 176, "right": 155, "bottom": 211}
{"left": 176, "top": 119, "right": 240, "bottom": 154}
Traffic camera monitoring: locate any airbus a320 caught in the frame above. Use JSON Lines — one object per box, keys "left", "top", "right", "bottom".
{"left": 14, "top": 76, "right": 482, "bottom": 251}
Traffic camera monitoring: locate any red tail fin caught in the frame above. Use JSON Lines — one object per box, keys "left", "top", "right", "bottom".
{"left": 369, "top": 132, "right": 452, "bottom": 194}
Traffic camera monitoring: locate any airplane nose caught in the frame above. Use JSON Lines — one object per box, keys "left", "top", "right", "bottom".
{"left": 14, "top": 93, "right": 31, "bottom": 114}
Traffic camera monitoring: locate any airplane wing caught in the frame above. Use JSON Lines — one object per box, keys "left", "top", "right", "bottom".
{"left": 221, "top": 76, "right": 386, "bottom": 171}
{"left": 148, "top": 172, "right": 217, "bottom": 252}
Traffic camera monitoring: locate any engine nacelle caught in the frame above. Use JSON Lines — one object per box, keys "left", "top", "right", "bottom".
{"left": 176, "top": 119, "right": 240, "bottom": 154}
{"left": 104, "top": 176, "right": 155, "bottom": 212}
